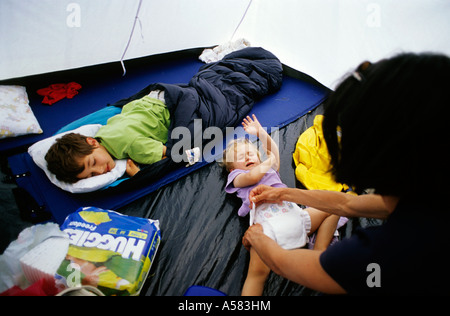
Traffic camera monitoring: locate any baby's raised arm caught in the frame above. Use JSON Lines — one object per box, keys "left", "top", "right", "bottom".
{"left": 242, "top": 115, "right": 280, "bottom": 171}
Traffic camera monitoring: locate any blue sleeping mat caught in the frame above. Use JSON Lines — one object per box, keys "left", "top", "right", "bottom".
{"left": 0, "top": 55, "right": 201, "bottom": 154}
{"left": 7, "top": 53, "right": 329, "bottom": 224}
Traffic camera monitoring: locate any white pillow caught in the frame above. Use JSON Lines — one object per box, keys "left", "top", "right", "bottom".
{"left": 28, "top": 124, "right": 127, "bottom": 193}
{"left": 0, "top": 85, "right": 43, "bottom": 139}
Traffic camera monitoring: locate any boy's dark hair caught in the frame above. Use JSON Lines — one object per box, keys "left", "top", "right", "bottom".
{"left": 322, "top": 52, "right": 450, "bottom": 198}
{"left": 45, "top": 133, "right": 95, "bottom": 183}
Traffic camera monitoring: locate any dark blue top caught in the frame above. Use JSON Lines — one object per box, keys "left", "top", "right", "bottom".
{"left": 320, "top": 199, "right": 450, "bottom": 295}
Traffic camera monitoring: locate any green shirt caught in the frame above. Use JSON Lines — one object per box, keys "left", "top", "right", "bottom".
{"left": 95, "top": 96, "right": 170, "bottom": 165}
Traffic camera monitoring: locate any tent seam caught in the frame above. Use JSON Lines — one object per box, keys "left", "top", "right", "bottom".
{"left": 230, "top": 0, "right": 253, "bottom": 41}
{"left": 120, "top": 0, "right": 144, "bottom": 76}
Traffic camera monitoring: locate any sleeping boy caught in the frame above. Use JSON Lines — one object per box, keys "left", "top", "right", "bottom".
{"left": 45, "top": 91, "right": 169, "bottom": 183}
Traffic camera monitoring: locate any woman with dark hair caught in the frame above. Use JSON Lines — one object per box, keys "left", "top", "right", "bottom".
{"left": 243, "top": 52, "right": 450, "bottom": 295}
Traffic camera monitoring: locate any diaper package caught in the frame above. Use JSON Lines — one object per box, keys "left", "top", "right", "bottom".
{"left": 55, "top": 207, "right": 161, "bottom": 296}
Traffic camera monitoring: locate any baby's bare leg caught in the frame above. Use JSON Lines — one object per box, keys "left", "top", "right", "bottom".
{"left": 313, "top": 214, "right": 340, "bottom": 251}
{"left": 241, "top": 248, "right": 271, "bottom": 296}
{"left": 304, "top": 207, "right": 340, "bottom": 250}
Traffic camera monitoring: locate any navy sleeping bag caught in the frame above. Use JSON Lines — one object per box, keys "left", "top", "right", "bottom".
{"left": 111, "top": 47, "right": 282, "bottom": 156}
{"left": 104, "top": 47, "right": 283, "bottom": 193}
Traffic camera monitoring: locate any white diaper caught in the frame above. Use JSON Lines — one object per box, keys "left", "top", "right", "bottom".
{"left": 256, "top": 201, "right": 311, "bottom": 250}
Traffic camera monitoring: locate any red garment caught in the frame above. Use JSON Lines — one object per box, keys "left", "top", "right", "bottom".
{"left": 37, "top": 82, "right": 82, "bottom": 105}
{"left": 0, "top": 278, "right": 59, "bottom": 296}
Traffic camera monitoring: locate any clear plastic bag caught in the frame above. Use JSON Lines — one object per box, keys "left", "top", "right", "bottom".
{"left": 0, "top": 223, "right": 69, "bottom": 293}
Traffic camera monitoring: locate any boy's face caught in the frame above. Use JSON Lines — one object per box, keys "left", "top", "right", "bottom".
{"left": 230, "top": 143, "right": 261, "bottom": 171}
{"left": 76, "top": 138, "right": 116, "bottom": 180}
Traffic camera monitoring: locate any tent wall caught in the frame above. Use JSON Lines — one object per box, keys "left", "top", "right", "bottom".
{"left": 236, "top": 0, "right": 450, "bottom": 88}
{"left": 1, "top": 0, "right": 450, "bottom": 88}
{"left": 0, "top": 0, "right": 249, "bottom": 80}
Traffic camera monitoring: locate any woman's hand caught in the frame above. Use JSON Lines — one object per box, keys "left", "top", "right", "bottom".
{"left": 249, "top": 184, "right": 284, "bottom": 207}
{"left": 242, "top": 223, "right": 264, "bottom": 251}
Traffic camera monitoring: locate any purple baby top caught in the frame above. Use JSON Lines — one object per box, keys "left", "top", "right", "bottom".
{"left": 225, "top": 168, "right": 287, "bottom": 217}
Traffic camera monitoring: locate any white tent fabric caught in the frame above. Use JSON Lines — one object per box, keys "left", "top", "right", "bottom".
{"left": 235, "top": 0, "right": 450, "bottom": 88}
{"left": 1, "top": 0, "right": 450, "bottom": 88}
{"left": 0, "top": 0, "right": 249, "bottom": 80}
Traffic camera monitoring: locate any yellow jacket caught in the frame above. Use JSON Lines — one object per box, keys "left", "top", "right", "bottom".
{"left": 293, "top": 115, "right": 355, "bottom": 194}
